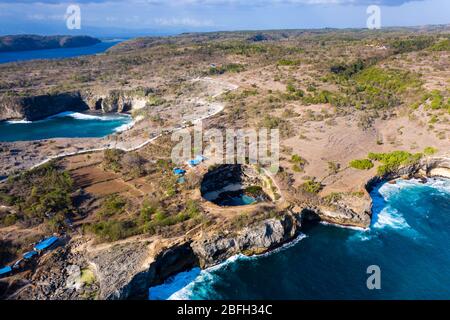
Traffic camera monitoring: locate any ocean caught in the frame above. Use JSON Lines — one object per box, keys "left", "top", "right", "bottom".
{"left": 0, "top": 111, "right": 132, "bottom": 142}
{"left": 149, "top": 178, "right": 450, "bottom": 300}
{"left": 0, "top": 40, "right": 122, "bottom": 64}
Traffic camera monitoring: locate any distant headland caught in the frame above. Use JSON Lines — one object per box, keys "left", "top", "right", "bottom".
{"left": 0, "top": 35, "right": 101, "bottom": 53}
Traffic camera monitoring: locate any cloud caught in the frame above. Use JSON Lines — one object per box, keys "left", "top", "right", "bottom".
{"left": 26, "top": 13, "right": 65, "bottom": 21}
{"left": 154, "top": 17, "right": 215, "bottom": 27}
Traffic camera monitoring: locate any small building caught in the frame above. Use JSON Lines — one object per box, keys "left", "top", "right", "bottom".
{"left": 187, "top": 155, "right": 206, "bottom": 167}
{"left": 34, "top": 236, "right": 59, "bottom": 252}
{"left": 173, "top": 168, "right": 186, "bottom": 176}
{"left": 0, "top": 266, "right": 12, "bottom": 278}
{"left": 23, "top": 251, "right": 38, "bottom": 260}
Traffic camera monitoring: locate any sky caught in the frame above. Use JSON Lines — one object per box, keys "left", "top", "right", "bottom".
{"left": 0, "top": 0, "right": 449, "bottom": 37}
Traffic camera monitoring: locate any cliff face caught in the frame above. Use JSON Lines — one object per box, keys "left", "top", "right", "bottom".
{"left": 191, "top": 214, "right": 299, "bottom": 268}
{"left": 0, "top": 90, "right": 148, "bottom": 121}
{"left": 0, "top": 92, "right": 89, "bottom": 121}
{"left": 87, "top": 213, "right": 302, "bottom": 300}
{"left": 0, "top": 35, "right": 100, "bottom": 53}
{"left": 312, "top": 155, "right": 450, "bottom": 230}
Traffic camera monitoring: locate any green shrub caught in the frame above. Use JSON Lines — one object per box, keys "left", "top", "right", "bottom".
{"left": 301, "top": 180, "right": 322, "bottom": 194}
{"left": 429, "top": 39, "right": 450, "bottom": 51}
{"left": 277, "top": 59, "right": 300, "bottom": 66}
{"left": 2, "top": 162, "right": 74, "bottom": 226}
{"left": 330, "top": 59, "right": 366, "bottom": 79}
{"left": 391, "top": 36, "right": 435, "bottom": 54}
{"left": 244, "top": 186, "right": 263, "bottom": 196}
{"left": 368, "top": 151, "right": 423, "bottom": 176}
{"left": 349, "top": 159, "right": 374, "bottom": 170}
{"left": 423, "top": 147, "right": 438, "bottom": 155}
{"left": 98, "top": 195, "right": 127, "bottom": 217}
{"left": 2, "top": 213, "right": 18, "bottom": 227}
{"left": 209, "top": 63, "right": 245, "bottom": 75}
{"left": 87, "top": 220, "right": 137, "bottom": 242}
{"left": 139, "top": 201, "right": 157, "bottom": 224}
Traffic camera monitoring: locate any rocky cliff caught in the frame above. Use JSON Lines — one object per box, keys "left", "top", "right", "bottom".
{"left": 88, "top": 213, "right": 302, "bottom": 300}
{"left": 0, "top": 92, "right": 89, "bottom": 121}
{"left": 5, "top": 157, "right": 449, "bottom": 300}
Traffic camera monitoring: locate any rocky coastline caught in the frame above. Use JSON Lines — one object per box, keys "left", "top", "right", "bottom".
{"left": 3, "top": 155, "right": 448, "bottom": 300}
{"left": 0, "top": 89, "right": 149, "bottom": 122}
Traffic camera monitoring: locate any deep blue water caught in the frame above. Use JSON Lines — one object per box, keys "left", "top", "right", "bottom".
{"left": 0, "top": 40, "right": 121, "bottom": 64}
{"left": 0, "top": 112, "right": 132, "bottom": 141}
{"left": 149, "top": 178, "right": 450, "bottom": 300}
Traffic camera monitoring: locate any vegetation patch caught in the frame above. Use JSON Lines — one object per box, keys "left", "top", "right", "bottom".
{"left": 97, "top": 195, "right": 127, "bottom": 217}
{"left": 290, "top": 154, "right": 308, "bottom": 172}
{"left": 429, "top": 39, "right": 450, "bottom": 51}
{"left": 390, "top": 36, "right": 435, "bottom": 54}
{"left": 423, "top": 147, "right": 438, "bottom": 156}
{"left": 301, "top": 179, "right": 322, "bottom": 194}
{"left": 0, "top": 161, "right": 74, "bottom": 230}
{"left": 209, "top": 63, "right": 245, "bottom": 75}
{"left": 349, "top": 159, "right": 374, "bottom": 170}
{"left": 368, "top": 151, "right": 423, "bottom": 176}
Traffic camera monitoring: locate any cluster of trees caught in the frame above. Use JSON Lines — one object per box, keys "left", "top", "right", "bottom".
{"left": 85, "top": 197, "right": 202, "bottom": 242}
{"left": 0, "top": 161, "right": 74, "bottom": 231}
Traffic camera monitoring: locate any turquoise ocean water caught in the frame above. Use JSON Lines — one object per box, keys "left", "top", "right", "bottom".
{"left": 149, "top": 178, "right": 450, "bottom": 300}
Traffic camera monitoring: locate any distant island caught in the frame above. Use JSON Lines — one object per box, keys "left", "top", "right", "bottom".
{"left": 0, "top": 35, "right": 101, "bottom": 52}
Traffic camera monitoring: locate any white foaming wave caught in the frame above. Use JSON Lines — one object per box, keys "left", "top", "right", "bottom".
{"left": 6, "top": 119, "right": 32, "bottom": 124}
{"left": 49, "top": 111, "right": 128, "bottom": 121}
{"left": 149, "top": 268, "right": 201, "bottom": 300}
{"left": 373, "top": 207, "right": 410, "bottom": 230}
{"left": 378, "top": 178, "right": 450, "bottom": 199}
{"left": 320, "top": 221, "right": 368, "bottom": 231}
{"left": 370, "top": 180, "right": 411, "bottom": 230}
{"left": 372, "top": 178, "right": 450, "bottom": 232}
{"left": 156, "top": 234, "right": 308, "bottom": 300}
{"left": 422, "top": 178, "right": 450, "bottom": 195}
{"left": 114, "top": 120, "right": 135, "bottom": 133}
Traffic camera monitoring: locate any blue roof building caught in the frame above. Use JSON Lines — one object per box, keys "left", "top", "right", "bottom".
{"left": 0, "top": 266, "right": 12, "bottom": 277}
{"left": 34, "top": 236, "right": 58, "bottom": 251}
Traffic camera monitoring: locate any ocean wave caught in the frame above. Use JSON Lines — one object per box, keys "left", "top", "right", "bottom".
{"left": 149, "top": 268, "right": 201, "bottom": 301}
{"left": 114, "top": 120, "right": 135, "bottom": 133}
{"left": 320, "top": 221, "right": 368, "bottom": 231}
{"left": 150, "top": 234, "right": 308, "bottom": 300}
{"left": 373, "top": 207, "right": 410, "bottom": 230}
{"left": 6, "top": 119, "right": 32, "bottom": 124}
{"left": 48, "top": 111, "right": 130, "bottom": 121}
{"left": 369, "top": 178, "right": 450, "bottom": 234}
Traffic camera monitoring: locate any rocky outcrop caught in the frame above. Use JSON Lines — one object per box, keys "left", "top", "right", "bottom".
{"left": 83, "top": 213, "right": 302, "bottom": 300}
{"left": 191, "top": 214, "right": 299, "bottom": 268}
{"left": 7, "top": 245, "right": 99, "bottom": 300}
{"left": 0, "top": 92, "right": 89, "bottom": 121}
{"left": 366, "top": 155, "right": 450, "bottom": 192}
{"left": 420, "top": 156, "right": 450, "bottom": 179}
{"left": 87, "top": 241, "right": 151, "bottom": 300}
{"left": 315, "top": 155, "right": 450, "bottom": 229}
{"left": 81, "top": 90, "right": 147, "bottom": 114}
